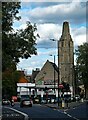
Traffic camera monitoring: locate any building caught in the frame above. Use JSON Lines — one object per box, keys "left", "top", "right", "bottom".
{"left": 17, "top": 60, "right": 59, "bottom": 101}
{"left": 35, "top": 60, "right": 58, "bottom": 86}
{"left": 58, "top": 21, "right": 74, "bottom": 95}
{"left": 31, "top": 68, "right": 40, "bottom": 83}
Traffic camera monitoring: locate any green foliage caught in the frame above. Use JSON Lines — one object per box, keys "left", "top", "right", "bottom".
{"left": 2, "top": 2, "right": 21, "bottom": 72}
{"left": 2, "top": 2, "right": 39, "bottom": 98}
{"left": 2, "top": 2, "right": 21, "bottom": 32}
{"left": 2, "top": 2, "right": 39, "bottom": 72}
{"left": 2, "top": 70, "right": 21, "bottom": 98}
{"left": 75, "top": 42, "right": 88, "bottom": 87}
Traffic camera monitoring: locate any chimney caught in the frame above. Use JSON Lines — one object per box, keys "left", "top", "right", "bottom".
{"left": 62, "top": 21, "right": 70, "bottom": 36}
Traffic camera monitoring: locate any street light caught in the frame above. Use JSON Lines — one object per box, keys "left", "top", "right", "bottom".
{"left": 49, "top": 54, "right": 56, "bottom": 94}
{"left": 50, "top": 38, "right": 60, "bottom": 106}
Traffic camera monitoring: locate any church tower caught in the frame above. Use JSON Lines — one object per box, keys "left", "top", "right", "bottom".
{"left": 58, "top": 21, "right": 74, "bottom": 93}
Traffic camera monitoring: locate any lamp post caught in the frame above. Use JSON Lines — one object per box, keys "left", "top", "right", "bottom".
{"left": 50, "top": 38, "right": 59, "bottom": 106}
{"left": 54, "top": 55, "right": 55, "bottom": 94}
{"left": 50, "top": 54, "right": 56, "bottom": 94}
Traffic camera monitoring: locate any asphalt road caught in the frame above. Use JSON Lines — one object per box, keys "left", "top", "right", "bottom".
{"left": 9, "top": 103, "right": 77, "bottom": 120}
{"left": 2, "top": 102, "right": 88, "bottom": 120}
{"left": 65, "top": 102, "right": 88, "bottom": 120}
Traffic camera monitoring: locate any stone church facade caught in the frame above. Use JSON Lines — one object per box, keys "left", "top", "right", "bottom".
{"left": 58, "top": 21, "right": 74, "bottom": 94}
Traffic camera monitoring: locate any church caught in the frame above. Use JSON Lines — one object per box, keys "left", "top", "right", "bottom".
{"left": 58, "top": 21, "right": 74, "bottom": 95}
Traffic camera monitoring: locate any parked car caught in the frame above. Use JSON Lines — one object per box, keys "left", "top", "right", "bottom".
{"left": 75, "top": 95, "right": 80, "bottom": 101}
{"left": 12, "top": 96, "right": 17, "bottom": 102}
{"left": 20, "top": 98, "right": 32, "bottom": 107}
{"left": 2, "top": 99, "right": 10, "bottom": 105}
{"left": 41, "top": 100, "right": 46, "bottom": 104}
{"left": 33, "top": 97, "right": 40, "bottom": 104}
{"left": 71, "top": 96, "right": 76, "bottom": 102}
{"left": 51, "top": 99, "right": 55, "bottom": 103}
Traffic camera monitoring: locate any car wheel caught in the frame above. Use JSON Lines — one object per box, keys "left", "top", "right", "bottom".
{"left": 30, "top": 104, "right": 32, "bottom": 107}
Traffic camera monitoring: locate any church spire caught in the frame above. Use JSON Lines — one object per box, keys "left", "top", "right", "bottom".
{"left": 62, "top": 21, "right": 70, "bottom": 36}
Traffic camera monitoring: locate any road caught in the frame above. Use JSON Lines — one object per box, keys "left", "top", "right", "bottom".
{"left": 65, "top": 102, "right": 88, "bottom": 120}
{"left": 2, "top": 102, "right": 88, "bottom": 120}
{"left": 13, "top": 103, "right": 73, "bottom": 120}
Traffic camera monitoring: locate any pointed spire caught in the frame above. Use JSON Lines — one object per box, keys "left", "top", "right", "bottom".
{"left": 62, "top": 21, "right": 70, "bottom": 35}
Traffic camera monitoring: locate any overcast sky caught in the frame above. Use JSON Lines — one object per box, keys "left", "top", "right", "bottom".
{"left": 13, "top": 0, "right": 87, "bottom": 75}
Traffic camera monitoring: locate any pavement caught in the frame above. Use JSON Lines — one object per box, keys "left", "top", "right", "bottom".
{"left": 43, "top": 99, "right": 87, "bottom": 110}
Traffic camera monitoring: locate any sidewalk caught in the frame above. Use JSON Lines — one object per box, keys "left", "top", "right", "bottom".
{"left": 43, "top": 100, "right": 86, "bottom": 110}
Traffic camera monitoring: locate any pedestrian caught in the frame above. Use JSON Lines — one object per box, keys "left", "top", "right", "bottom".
{"left": 11, "top": 99, "right": 14, "bottom": 107}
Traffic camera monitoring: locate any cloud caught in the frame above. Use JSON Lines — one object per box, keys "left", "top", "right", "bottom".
{"left": 36, "top": 23, "right": 61, "bottom": 48}
{"left": 17, "top": 2, "right": 86, "bottom": 26}
{"left": 71, "top": 26, "right": 86, "bottom": 48}
{"left": 26, "top": 2, "right": 86, "bottom": 25}
{"left": 21, "top": 0, "right": 87, "bottom": 2}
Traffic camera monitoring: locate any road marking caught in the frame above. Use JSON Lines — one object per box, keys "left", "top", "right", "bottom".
{"left": 67, "top": 114, "right": 72, "bottom": 117}
{"left": 64, "top": 109, "right": 68, "bottom": 112}
{"left": 4, "top": 106, "right": 29, "bottom": 120}
{"left": 63, "top": 111, "right": 80, "bottom": 120}
{"left": 57, "top": 109, "right": 80, "bottom": 120}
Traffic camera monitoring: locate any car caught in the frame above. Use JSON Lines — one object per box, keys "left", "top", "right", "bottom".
{"left": 75, "top": 95, "right": 80, "bottom": 101}
{"left": 71, "top": 96, "right": 76, "bottom": 102}
{"left": 2, "top": 99, "right": 10, "bottom": 105}
{"left": 41, "top": 100, "right": 46, "bottom": 104}
{"left": 20, "top": 98, "right": 32, "bottom": 107}
{"left": 51, "top": 99, "right": 55, "bottom": 103}
{"left": 34, "top": 97, "right": 40, "bottom": 104}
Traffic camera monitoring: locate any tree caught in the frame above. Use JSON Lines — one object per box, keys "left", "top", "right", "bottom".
{"left": 2, "top": 2, "right": 39, "bottom": 98}
{"left": 75, "top": 42, "right": 88, "bottom": 98}
{"left": 2, "top": 70, "right": 21, "bottom": 99}
{"left": 2, "top": 2, "right": 39, "bottom": 72}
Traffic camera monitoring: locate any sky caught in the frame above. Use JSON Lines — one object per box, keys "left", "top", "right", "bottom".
{"left": 13, "top": 0, "right": 87, "bottom": 75}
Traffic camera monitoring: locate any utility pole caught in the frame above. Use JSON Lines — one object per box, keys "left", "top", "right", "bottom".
{"left": 50, "top": 38, "right": 59, "bottom": 106}
{"left": 58, "top": 40, "right": 59, "bottom": 107}
{"left": 54, "top": 55, "right": 55, "bottom": 94}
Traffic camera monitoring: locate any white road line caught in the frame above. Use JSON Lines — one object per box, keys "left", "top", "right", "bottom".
{"left": 67, "top": 114, "right": 72, "bottom": 117}
{"left": 63, "top": 111, "right": 80, "bottom": 120}
{"left": 57, "top": 109, "right": 80, "bottom": 120}
{"left": 4, "top": 106, "right": 29, "bottom": 120}
{"left": 73, "top": 117, "right": 80, "bottom": 120}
